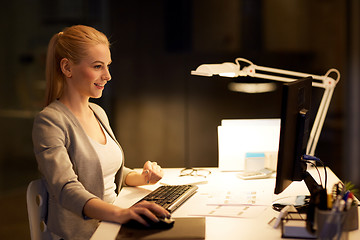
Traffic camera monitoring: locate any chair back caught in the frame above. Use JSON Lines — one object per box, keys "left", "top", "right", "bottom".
{"left": 26, "top": 179, "right": 52, "bottom": 240}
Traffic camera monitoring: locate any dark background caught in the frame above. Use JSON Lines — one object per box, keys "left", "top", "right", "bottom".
{"left": 0, "top": 0, "right": 359, "bottom": 239}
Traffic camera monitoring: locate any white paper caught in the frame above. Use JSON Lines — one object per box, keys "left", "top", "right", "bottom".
{"left": 205, "top": 190, "right": 273, "bottom": 206}
{"left": 190, "top": 204, "right": 268, "bottom": 218}
{"left": 218, "top": 119, "right": 280, "bottom": 171}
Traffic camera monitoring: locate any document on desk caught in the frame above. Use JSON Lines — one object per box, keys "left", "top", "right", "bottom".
{"left": 205, "top": 190, "right": 273, "bottom": 206}
{"left": 188, "top": 189, "right": 271, "bottom": 218}
{"left": 190, "top": 204, "right": 268, "bottom": 218}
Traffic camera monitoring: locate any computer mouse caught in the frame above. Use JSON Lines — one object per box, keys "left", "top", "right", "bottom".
{"left": 123, "top": 215, "right": 175, "bottom": 230}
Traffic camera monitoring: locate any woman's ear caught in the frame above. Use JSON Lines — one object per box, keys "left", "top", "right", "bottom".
{"left": 60, "top": 58, "right": 72, "bottom": 78}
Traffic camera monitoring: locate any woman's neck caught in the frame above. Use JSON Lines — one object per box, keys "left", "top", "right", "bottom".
{"left": 58, "top": 94, "right": 92, "bottom": 120}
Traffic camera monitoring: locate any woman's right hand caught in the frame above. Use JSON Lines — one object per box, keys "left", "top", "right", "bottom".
{"left": 83, "top": 198, "right": 170, "bottom": 226}
{"left": 116, "top": 201, "right": 171, "bottom": 226}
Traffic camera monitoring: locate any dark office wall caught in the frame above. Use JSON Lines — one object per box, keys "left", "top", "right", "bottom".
{"left": 0, "top": 0, "right": 111, "bottom": 193}
{"left": 107, "top": 0, "right": 349, "bottom": 176}
{"left": 0, "top": 0, "right": 357, "bottom": 189}
{"left": 345, "top": 0, "right": 360, "bottom": 189}
{"left": 107, "top": 1, "right": 186, "bottom": 168}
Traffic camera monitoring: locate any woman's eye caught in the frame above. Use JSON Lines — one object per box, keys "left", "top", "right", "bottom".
{"left": 94, "top": 65, "right": 102, "bottom": 69}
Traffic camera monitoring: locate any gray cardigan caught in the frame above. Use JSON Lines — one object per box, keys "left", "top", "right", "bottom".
{"left": 32, "top": 100, "right": 134, "bottom": 240}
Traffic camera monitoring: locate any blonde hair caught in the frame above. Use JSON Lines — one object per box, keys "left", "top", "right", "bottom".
{"left": 45, "top": 25, "right": 110, "bottom": 106}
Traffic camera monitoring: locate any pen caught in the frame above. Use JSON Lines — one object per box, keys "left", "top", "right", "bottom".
{"left": 333, "top": 195, "right": 342, "bottom": 211}
{"left": 346, "top": 198, "right": 353, "bottom": 211}
{"left": 343, "top": 191, "right": 350, "bottom": 201}
{"left": 273, "top": 205, "right": 293, "bottom": 229}
{"left": 327, "top": 193, "right": 333, "bottom": 209}
{"left": 339, "top": 199, "right": 346, "bottom": 211}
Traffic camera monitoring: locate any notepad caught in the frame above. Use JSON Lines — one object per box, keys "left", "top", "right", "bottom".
{"left": 116, "top": 217, "right": 205, "bottom": 240}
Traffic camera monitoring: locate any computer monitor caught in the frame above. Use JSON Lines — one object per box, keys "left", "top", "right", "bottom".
{"left": 274, "top": 76, "right": 323, "bottom": 199}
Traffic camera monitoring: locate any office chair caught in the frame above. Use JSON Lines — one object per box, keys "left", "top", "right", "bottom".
{"left": 26, "top": 179, "right": 52, "bottom": 240}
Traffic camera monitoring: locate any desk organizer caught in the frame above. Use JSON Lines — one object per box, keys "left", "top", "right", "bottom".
{"left": 314, "top": 206, "right": 358, "bottom": 239}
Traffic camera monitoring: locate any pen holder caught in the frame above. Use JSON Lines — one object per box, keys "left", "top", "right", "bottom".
{"left": 314, "top": 206, "right": 358, "bottom": 239}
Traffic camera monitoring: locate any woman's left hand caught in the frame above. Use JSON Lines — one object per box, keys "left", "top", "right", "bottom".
{"left": 141, "top": 161, "right": 164, "bottom": 184}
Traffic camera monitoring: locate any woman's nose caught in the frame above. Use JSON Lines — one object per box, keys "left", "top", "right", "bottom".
{"left": 103, "top": 68, "right": 111, "bottom": 81}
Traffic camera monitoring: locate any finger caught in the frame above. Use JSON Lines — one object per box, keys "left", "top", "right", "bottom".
{"left": 144, "top": 161, "right": 164, "bottom": 184}
{"left": 128, "top": 210, "right": 150, "bottom": 226}
{"left": 147, "top": 161, "right": 159, "bottom": 172}
{"left": 149, "top": 174, "right": 161, "bottom": 184}
{"left": 144, "top": 160, "right": 153, "bottom": 170}
{"left": 131, "top": 204, "right": 161, "bottom": 223}
{"left": 145, "top": 161, "right": 161, "bottom": 172}
{"left": 135, "top": 201, "right": 171, "bottom": 219}
{"left": 149, "top": 202, "right": 170, "bottom": 218}
{"left": 149, "top": 168, "right": 164, "bottom": 183}
{"left": 135, "top": 207, "right": 159, "bottom": 223}
{"left": 149, "top": 163, "right": 161, "bottom": 174}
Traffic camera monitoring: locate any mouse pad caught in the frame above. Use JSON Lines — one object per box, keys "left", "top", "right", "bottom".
{"left": 116, "top": 217, "right": 205, "bottom": 240}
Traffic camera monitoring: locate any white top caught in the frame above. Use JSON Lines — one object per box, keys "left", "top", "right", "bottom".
{"left": 88, "top": 122, "right": 122, "bottom": 203}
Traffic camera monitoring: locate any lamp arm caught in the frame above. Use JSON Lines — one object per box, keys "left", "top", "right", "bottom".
{"left": 239, "top": 62, "right": 340, "bottom": 87}
{"left": 307, "top": 87, "right": 335, "bottom": 156}
{"left": 191, "top": 58, "right": 340, "bottom": 156}
{"left": 235, "top": 58, "right": 340, "bottom": 156}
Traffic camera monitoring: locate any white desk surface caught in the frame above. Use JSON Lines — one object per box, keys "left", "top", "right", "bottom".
{"left": 91, "top": 167, "right": 360, "bottom": 240}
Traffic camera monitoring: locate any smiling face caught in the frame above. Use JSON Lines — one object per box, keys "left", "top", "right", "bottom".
{"left": 63, "top": 44, "right": 112, "bottom": 101}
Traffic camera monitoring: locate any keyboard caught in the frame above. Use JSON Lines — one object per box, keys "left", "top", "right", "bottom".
{"left": 137, "top": 185, "right": 198, "bottom": 213}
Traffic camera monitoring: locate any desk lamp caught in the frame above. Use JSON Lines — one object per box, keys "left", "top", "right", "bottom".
{"left": 191, "top": 58, "right": 340, "bottom": 156}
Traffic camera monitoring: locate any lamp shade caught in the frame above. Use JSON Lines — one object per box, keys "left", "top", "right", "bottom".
{"left": 191, "top": 62, "right": 239, "bottom": 77}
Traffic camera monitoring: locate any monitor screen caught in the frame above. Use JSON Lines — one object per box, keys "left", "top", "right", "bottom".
{"left": 274, "top": 76, "right": 312, "bottom": 194}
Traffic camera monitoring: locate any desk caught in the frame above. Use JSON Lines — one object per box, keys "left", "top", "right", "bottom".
{"left": 91, "top": 167, "right": 360, "bottom": 240}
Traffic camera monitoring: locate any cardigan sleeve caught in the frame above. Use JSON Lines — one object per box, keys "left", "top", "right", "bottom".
{"left": 32, "top": 109, "right": 99, "bottom": 218}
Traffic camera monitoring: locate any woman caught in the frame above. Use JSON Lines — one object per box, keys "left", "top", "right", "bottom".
{"left": 32, "top": 25, "right": 170, "bottom": 240}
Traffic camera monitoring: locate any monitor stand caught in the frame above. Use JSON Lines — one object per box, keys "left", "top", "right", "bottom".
{"left": 272, "top": 195, "right": 310, "bottom": 213}
{"left": 272, "top": 171, "right": 325, "bottom": 213}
